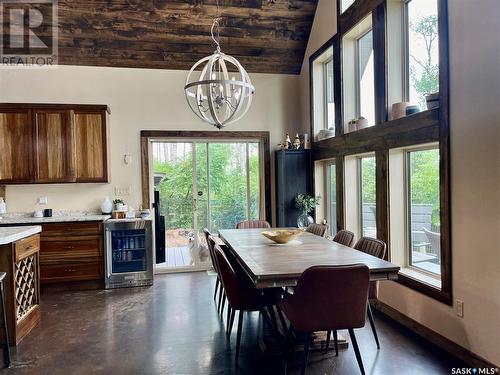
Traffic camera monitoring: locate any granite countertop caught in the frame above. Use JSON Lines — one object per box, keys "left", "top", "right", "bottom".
{"left": 0, "top": 226, "right": 42, "bottom": 245}
{"left": 0, "top": 210, "right": 111, "bottom": 225}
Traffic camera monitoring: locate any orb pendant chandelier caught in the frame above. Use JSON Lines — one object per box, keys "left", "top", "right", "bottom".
{"left": 184, "top": 14, "right": 255, "bottom": 129}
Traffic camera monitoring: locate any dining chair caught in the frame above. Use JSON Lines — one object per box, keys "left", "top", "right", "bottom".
{"left": 206, "top": 233, "right": 227, "bottom": 317}
{"left": 213, "top": 244, "right": 278, "bottom": 363}
{"left": 279, "top": 265, "right": 370, "bottom": 375}
{"left": 235, "top": 220, "right": 271, "bottom": 229}
{"left": 353, "top": 237, "right": 387, "bottom": 350}
{"left": 305, "top": 223, "right": 328, "bottom": 238}
{"left": 332, "top": 229, "right": 355, "bottom": 247}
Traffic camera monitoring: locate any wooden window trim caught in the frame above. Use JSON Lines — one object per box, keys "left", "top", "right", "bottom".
{"left": 311, "top": 0, "right": 451, "bottom": 305}
{"left": 140, "top": 130, "right": 272, "bottom": 225}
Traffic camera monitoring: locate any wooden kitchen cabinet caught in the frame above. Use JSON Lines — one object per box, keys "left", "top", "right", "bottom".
{"left": 0, "top": 109, "right": 34, "bottom": 183}
{"left": 39, "top": 222, "right": 104, "bottom": 285}
{"left": 0, "top": 234, "right": 41, "bottom": 345}
{"left": 73, "top": 111, "right": 108, "bottom": 182}
{"left": 34, "top": 110, "right": 74, "bottom": 183}
{"left": 0, "top": 103, "right": 109, "bottom": 184}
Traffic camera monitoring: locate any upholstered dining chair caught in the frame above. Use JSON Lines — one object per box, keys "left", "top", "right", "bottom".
{"left": 235, "top": 220, "right": 271, "bottom": 229}
{"left": 213, "top": 244, "right": 278, "bottom": 363}
{"left": 279, "top": 265, "right": 370, "bottom": 375}
{"left": 305, "top": 223, "right": 328, "bottom": 238}
{"left": 205, "top": 232, "right": 226, "bottom": 316}
{"left": 353, "top": 237, "right": 387, "bottom": 350}
{"left": 332, "top": 230, "right": 355, "bottom": 247}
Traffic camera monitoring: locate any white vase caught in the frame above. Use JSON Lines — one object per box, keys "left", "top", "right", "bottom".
{"left": 101, "top": 196, "right": 113, "bottom": 214}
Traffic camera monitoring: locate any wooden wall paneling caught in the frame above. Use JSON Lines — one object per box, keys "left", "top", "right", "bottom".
{"left": 0, "top": 109, "right": 34, "bottom": 183}
{"left": 373, "top": 3, "right": 387, "bottom": 125}
{"left": 375, "top": 149, "right": 389, "bottom": 258}
{"left": 438, "top": 0, "right": 452, "bottom": 301}
{"left": 73, "top": 111, "right": 108, "bottom": 182}
{"left": 33, "top": 110, "right": 74, "bottom": 182}
{"left": 335, "top": 155, "right": 345, "bottom": 232}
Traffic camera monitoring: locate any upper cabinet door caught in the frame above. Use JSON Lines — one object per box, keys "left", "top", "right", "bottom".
{"left": 73, "top": 111, "right": 108, "bottom": 182}
{"left": 0, "top": 109, "right": 34, "bottom": 183}
{"left": 34, "top": 110, "right": 74, "bottom": 183}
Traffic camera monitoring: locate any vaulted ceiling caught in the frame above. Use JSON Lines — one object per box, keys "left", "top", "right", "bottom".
{"left": 55, "top": 0, "right": 318, "bottom": 74}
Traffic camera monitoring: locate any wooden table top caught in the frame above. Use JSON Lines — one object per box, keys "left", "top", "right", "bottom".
{"left": 219, "top": 229, "right": 400, "bottom": 289}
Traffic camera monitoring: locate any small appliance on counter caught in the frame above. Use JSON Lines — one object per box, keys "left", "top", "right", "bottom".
{"left": 104, "top": 218, "right": 153, "bottom": 289}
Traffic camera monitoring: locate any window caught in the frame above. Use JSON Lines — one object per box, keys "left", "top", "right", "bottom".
{"left": 360, "top": 156, "right": 376, "bottom": 237}
{"left": 356, "top": 30, "right": 375, "bottom": 126}
{"left": 310, "top": 44, "right": 334, "bottom": 138}
{"left": 327, "top": 162, "right": 337, "bottom": 235}
{"left": 324, "top": 58, "right": 335, "bottom": 130}
{"left": 342, "top": 14, "right": 375, "bottom": 132}
{"left": 405, "top": 0, "right": 439, "bottom": 108}
{"left": 407, "top": 147, "right": 440, "bottom": 275}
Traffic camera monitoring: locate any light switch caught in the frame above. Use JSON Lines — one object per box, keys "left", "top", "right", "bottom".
{"left": 115, "top": 186, "right": 131, "bottom": 196}
{"left": 38, "top": 196, "right": 48, "bottom": 205}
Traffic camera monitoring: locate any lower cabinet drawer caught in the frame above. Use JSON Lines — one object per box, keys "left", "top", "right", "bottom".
{"left": 41, "top": 262, "right": 102, "bottom": 283}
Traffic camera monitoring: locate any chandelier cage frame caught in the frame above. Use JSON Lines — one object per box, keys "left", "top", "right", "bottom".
{"left": 183, "top": 7, "right": 255, "bottom": 129}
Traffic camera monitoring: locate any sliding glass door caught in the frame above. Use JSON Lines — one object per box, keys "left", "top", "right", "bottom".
{"left": 152, "top": 140, "right": 262, "bottom": 272}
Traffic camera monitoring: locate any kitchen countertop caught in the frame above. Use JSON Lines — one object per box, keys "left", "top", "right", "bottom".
{"left": 0, "top": 226, "right": 42, "bottom": 245}
{"left": 0, "top": 211, "right": 111, "bottom": 225}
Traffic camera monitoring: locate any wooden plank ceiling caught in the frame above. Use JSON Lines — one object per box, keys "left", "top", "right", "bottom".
{"left": 55, "top": 0, "right": 318, "bottom": 74}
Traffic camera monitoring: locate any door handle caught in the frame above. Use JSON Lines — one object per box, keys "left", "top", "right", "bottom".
{"left": 105, "top": 229, "right": 112, "bottom": 277}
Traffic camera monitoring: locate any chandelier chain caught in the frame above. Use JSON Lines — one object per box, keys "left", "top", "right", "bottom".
{"left": 211, "top": 0, "right": 222, "bottom": 53}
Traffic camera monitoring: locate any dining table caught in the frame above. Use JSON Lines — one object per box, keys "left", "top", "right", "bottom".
{"left": 217, "top": 228, "right": 401, "bottom": 355}
{"left": 218, "top": 228, "right": 400, "bottom": 289}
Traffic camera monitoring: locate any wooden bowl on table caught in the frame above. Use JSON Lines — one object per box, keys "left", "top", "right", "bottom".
{"left": 261, "top": 229, "right": 303, "bottom": 244}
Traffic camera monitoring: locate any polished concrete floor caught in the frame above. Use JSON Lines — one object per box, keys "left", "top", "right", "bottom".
{"left": 5, "top": 273, "right": 463, "bottom": 374}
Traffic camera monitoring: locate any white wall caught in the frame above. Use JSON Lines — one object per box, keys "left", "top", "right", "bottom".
{"left": 300, "top": 0, "right": 500, "bottom": 365}
{"left": 0, "top": 66, "right": 301, "bottom": 224}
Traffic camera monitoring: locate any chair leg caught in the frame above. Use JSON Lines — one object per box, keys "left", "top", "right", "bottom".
{"left": 267, "top": 305, "right": 278, "bottom": 331}
{"left": 217, "top": 286, "right": 224, "bottom": 313}
{"left": 301, "top": 332, "right": 312, "bottom": 375}
{"left": 348, "top": 329, "right": 365, "bottom": 375}
{"left": 324, "top": 331, "right": 331, "bottom": 353}
{"left": 226, "top": 306, "right": 232, "bottom": 329}
{"left": 213, "top": 277, "right": 220, "bottom": 301}
{"left": 367, "top": 304, "right": 380, "bottom": 349}
{"left": 235, "top": 311, "right": 244, "bottom": 364}
{"left": 221, "top": 294, "right": 226, "bottom": 316}
{"left": 282, "top": 323, "right": 294, "bottom": 359}
{"left": 333, "top": 330, "right": 338, "bottom": 357}
{"left": 276, "top": 305, "right": 288, "bottom": 333}
{"left": 227, "top": 308, "right": 236, "bottom": 337}
{"left": 0, "top": 282, "right": 11, "bottom": 368}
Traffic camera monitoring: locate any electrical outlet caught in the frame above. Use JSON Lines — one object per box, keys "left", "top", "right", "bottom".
{"left": 456, "top": 300, "right": 464, "bottom": 318}
{"left": 115, "top": 186, "right": 131, "bottom": 196}
{"left": 38, "top": 196, "right": 48, "bottom": 205}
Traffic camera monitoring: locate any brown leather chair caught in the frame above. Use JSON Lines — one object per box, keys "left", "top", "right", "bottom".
{"left": 279, "top": 265, "right": 370, "bottom": 375}
{"left": 353, "top": 237, "right": 387, "bottom": 350}
{"left": 206, "top": 233, "right": 227, "bottom": 317}
{"left": 235, "top": 220, "right": 271, "bottom": 229}
{"left": 305, "top": 223, "right": 328, "bottom": 237}
{"left": 332, "top": 229, "right": 355, "bottom": 247}
{"left": 213, "top": 244, "right": 278, "bottom": 363}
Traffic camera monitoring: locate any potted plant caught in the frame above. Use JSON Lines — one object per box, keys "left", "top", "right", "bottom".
{"left": 295, "top": 194, "right": 321, "bottom": 229}
{"left": 113, "top": 198, "right": 125, "bottom": 211}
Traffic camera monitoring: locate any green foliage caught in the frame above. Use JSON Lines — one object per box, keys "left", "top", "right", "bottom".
{"left": 410, "top": 149, "right": 440, "bottom": 228}
{"left": 154, "top": 143, "right": 260, "bottom": 232}
{"left": 295, "top": 194, "right": 321, "bottom": 214}
{"left": 361, "top": 157, "right": 376, "bottom": 204}
{"left": 410, "top": 15, "right": 439, "bottom": 108}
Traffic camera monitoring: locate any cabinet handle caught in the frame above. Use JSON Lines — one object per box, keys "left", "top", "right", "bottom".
{"left": 63, "top": 245, "right": 75, "bottom": 249}
{"left": 65, "top": 269, "right": 76, "bottom": 273}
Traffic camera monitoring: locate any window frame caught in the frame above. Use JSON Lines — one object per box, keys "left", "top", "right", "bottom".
{"left": 323, "top": 56, "right": 335, "bottom": 130}
{"left": 355, "top": 28, "right": 374, "bottom": 120}
{"left": 404, "top": 144, "right": 441, "bottom": 279}
{"left": 325, "top": 159, "right": 337, "bottom": 236}
{"left": 358, "top": 154, "right": 376, "bottom": 238}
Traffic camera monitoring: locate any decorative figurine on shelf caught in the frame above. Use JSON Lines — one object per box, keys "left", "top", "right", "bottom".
{"left": 295, "top": 193, "right": 321, "bottom": 229}
{"left": 285, "top": 133, "right": 292, "bottom": 149}
{"left": 292, "top": 133, "right": 301, "bottom": 149}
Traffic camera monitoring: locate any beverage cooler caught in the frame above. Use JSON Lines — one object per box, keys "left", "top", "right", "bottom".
{"left": 104, "top": 219, "right": 153, "bottom": 288}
